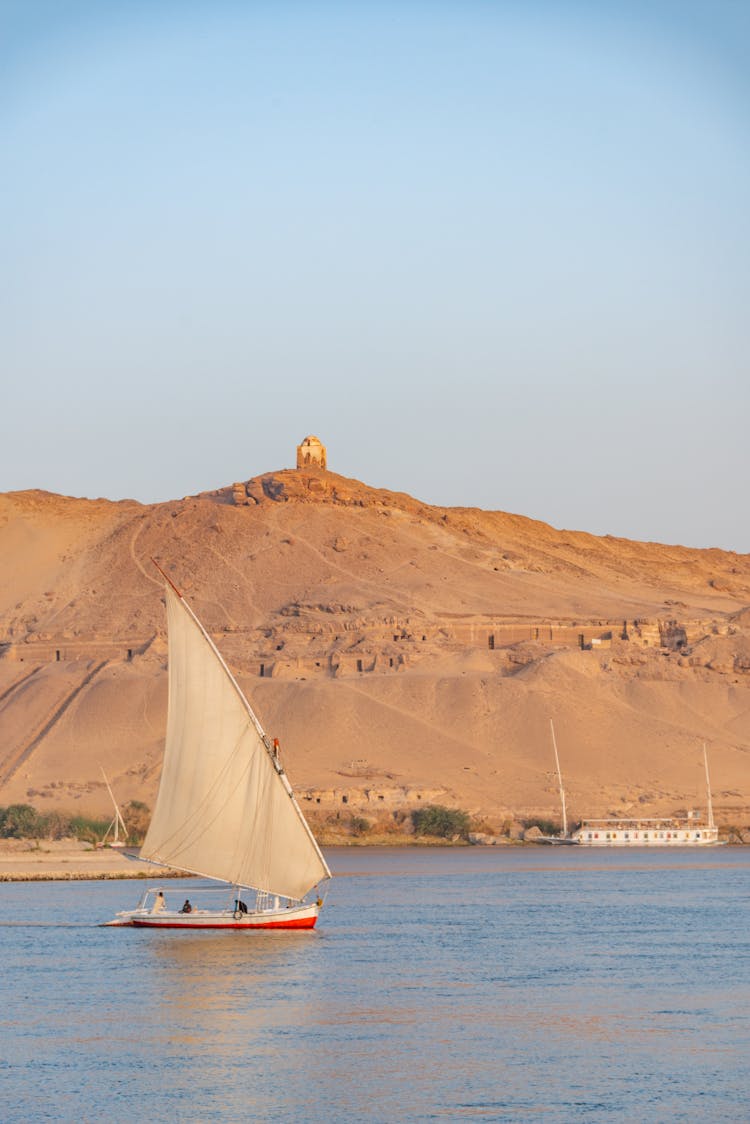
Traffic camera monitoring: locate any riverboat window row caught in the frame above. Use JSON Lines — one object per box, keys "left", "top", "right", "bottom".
{"left": 584, "top": 831, "right": 710, "bottom": 840}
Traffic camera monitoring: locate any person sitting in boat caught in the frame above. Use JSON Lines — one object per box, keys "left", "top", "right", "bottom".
{"left": 151, "top": 891, "right": 166, "bottom": 914}
{"left": 180, "top": 899, "right": 192, "bottom": 913}
{"left": 234, "top": 899, "right": 248, "bottom": 914}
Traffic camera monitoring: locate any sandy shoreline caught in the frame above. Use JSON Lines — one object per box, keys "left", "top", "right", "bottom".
{"left": 0, "top": 837, "right": 482, "bottom": 880}
{"left": 0, "top": 843, "right": 176, "bottom": 882}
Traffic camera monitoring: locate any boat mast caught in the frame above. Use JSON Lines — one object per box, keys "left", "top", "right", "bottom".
{"left": 100, "top": 765, "right": 127, "bottom": 844}
{"left": 703, "top": 743, "right": 715, "bottom": 829}
{"left": 549, "top": 719, "right": 568, "bottom": 837}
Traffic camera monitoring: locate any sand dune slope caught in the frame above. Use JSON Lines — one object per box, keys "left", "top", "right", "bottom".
{"left": 1, "top": 470, "right": 748, "bottom": 828}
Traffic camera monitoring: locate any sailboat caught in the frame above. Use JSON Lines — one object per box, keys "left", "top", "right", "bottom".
{"left": 105, "top": 562, "right": 332, "bottom": 929}
{"left": 100, "top": 766, "right": 128, "bottom": 848}
{"left": 529, "top": 719, "right": 579, "bottom": 845}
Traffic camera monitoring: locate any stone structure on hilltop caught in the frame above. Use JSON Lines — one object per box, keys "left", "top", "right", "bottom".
{"left": 296, "top": 435, "right": 327, "bottom": 470}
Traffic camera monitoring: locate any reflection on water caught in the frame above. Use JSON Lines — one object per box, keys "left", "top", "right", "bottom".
{"left": 1, "top": 849, "right": 749, "bottom": 1121}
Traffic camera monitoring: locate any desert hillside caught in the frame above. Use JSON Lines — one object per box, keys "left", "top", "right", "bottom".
{"left": 1, "top": 464, "right": 749, "bottom": 831}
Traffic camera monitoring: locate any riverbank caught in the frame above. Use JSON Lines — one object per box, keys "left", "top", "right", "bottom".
{"left": 0, "top": 835, "right": 506, "bottom": 880}
{"left": 0, "top": 840, "right": 175, "bottom": 881}
{"left": 1, "top": 832, "right": 745, "bottom": 881}
{"left": 0, "top": 837, "right": 482, "bottom": 880}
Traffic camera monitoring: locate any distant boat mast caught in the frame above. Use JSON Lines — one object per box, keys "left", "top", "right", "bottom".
{"left": 100, "top": 766, "right": 128, "bottom": 845}
{"left": 703, "top": 743, "right": 715, "bottom": 829}
{"left": 549, "top": 719, "right": 568, "bottom": 837}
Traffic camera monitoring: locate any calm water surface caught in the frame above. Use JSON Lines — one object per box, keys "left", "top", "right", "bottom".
{"left": 1, "top": 847, "right": 749, "bottom": 1122}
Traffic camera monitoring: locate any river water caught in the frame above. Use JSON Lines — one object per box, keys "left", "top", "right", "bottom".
{"left": 1, "top": 847, "right": 749, "bottom": 1122}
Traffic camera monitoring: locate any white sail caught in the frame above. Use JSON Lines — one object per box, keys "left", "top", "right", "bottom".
{"left": 140, "top": 583, "right": 331, "bottom": 901}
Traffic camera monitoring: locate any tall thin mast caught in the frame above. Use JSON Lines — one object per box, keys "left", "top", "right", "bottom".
{"left": 549, "top": 719, "right": 568, "bottom": 837}
{"left": 100, "top": 766, "right": 127, "bottom": 843}
{"left": 703, "top": 743, "right": 715, "bottom": 829}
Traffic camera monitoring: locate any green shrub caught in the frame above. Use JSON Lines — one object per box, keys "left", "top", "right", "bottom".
{"left": 412, "top": 804, "right": 471, "bottom": 840}
{"left": 122, "top": 801, "right": 150, "bottom": 842}
{"left": 0, "top": 804, "right": 43, "bottom": 838}
{"left": 68, "top": 814, "right": 112, "bottom": 844}
{"left": 35, "top": 810, "right": 73, "bottom": 840}
{"left": 349, "top": 815, "right": 371, "bottom": 837}
{"left": 522, "top": 817, "right": 560, "bottom": 836}
{"left": 0, "top": 803, "right": 140, "bottom": 844}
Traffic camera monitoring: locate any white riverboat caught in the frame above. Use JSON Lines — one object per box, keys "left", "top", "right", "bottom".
{"left": 571, "top": 744, "right": 721, "bottom": 847}
{"left": 571, "top": 814, "right": 720, "bottom": 847}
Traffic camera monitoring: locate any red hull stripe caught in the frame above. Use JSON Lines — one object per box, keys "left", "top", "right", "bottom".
{"left": 131, "top": 917, "right": 317, "bottom": 930}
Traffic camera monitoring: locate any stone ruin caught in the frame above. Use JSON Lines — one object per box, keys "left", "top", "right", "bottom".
{"left": 296, "top": 435, "right": 327, "bottom": 470}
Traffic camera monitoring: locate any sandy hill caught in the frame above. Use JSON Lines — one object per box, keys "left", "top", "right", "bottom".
{"left": 1, "top": 467, "right": 749, "bottom": 831}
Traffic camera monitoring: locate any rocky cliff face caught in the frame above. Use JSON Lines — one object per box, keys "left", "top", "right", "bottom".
{"left": 1, "top": 470, "right": 749, "bottom": 828}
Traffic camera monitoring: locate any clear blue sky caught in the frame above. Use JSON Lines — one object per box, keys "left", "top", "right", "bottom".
{"left": 2, "top": 1, "right": 749, "bottom": 551}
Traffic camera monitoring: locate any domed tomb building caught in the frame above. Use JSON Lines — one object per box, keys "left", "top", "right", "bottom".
{"left": 296, "top": 435, "right": 327, "bottom": 470}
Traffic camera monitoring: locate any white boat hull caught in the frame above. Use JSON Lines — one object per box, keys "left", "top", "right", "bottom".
{"left": 572, "top": 827, "right": 721, "bottom": 847}
{"left": 105, "top": 901, "right": 320, "bottom": 930}
{"left": 574, "top": 838, "right": 723, "bottom": 847}
{"left": 532, "top": 836, "right": 579, "bottom": 846}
